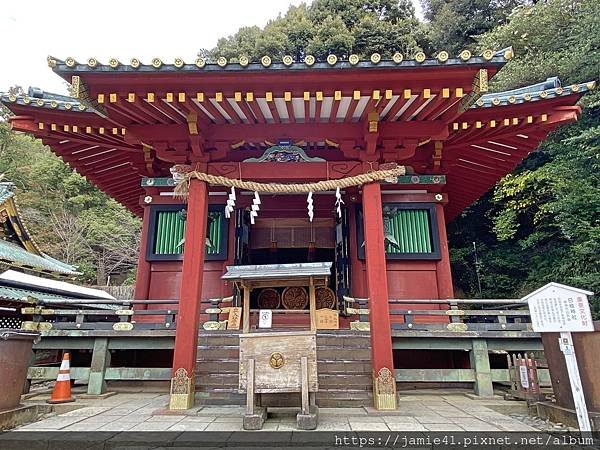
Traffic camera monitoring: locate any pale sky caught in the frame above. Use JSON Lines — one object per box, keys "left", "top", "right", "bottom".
{"left": 1, "top": 0, "right": 422, "bottom": 95}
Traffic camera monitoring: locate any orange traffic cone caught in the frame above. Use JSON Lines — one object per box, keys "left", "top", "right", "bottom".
{"left": 47, "top": 352, "right": 75, "bottom": 404}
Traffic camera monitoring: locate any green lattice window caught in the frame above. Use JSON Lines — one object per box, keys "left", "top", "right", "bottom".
{"left": 148, "top": 206, "right": 228, "bottom": 261}
{"left": 356, "top": 203, "right": 440, "bottom": 260}
{"left": 154, "top": 210, "right": 186, "bottom": 255}
{"left": 384, "top": 208, "right": 432, "bottom": 254}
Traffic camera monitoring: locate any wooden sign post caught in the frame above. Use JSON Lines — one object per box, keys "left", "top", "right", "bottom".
{"left": 524, "top": 282, "right": 594, "bottom": 433}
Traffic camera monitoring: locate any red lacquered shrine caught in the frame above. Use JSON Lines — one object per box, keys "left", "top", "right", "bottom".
{"left": 1, "top": 49, "right": 594, "bottom": 409}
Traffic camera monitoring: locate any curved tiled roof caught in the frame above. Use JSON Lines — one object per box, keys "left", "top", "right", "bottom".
{"left": 0, "top": 90, "right": 92, "bottom": 113}
{"left": 0, "top": 240, "right": 80, "bottom": 276}
{"left": 0, "top": 182, "right": 79, "bottom": 276}
{"left": 475, "top": 78, "right": 596, "bottom": 108}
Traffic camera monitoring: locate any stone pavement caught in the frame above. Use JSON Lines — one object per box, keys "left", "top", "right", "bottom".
{"left": 12, "top": 391, "right": 542, "bottom": 432}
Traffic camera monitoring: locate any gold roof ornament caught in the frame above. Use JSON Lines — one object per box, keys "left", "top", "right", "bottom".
{"left": 437, "top": 51, "right": 449, "bottom": 63}
{"left": 524, "top": 93, "right": 532, "bottom": 101}
{"left": 370, "top": 53, "right": 381, "bottom": 64}
{"left": 540, "top": 90, "right": 548, "bottom": 98}
{"left": 261, "top": 55, "right": 272, "bottom": 67}
{"left": 78, "top": 104, "right": 86, "bottom": 111}
{"left": 348, "top": 54, "right": 359, "bottom": 65}
{"left": 476, "top": 99, "right": 484, "bottom": 106}
{"left": 304, "top": 55, "right": 315, "bottom": 66}
{"left": 415, "top": 52, "right": 426, "bottom": 63}
{"left": 327, "top": 54, "right": 338, "bottom": 65}
{"left": 195, "top": 57, "right": 206, "bottom": 68}
{"left": 47, "top": 55, "right": 57, "bottom": 68}
{"left": 65, "top": 57, "right": 77, "bottom": 68}
{"left": 87, "top": 58, "right": 98, "bottom": 68}
{"left": 482, "top": 49, "right": 494, "bottom": 60}
{"left": 587, "top": 81, "right": 596, "bottom": 90}
{"left": 174, "top": 57, "right": 185, "bottom": 68}
{"left": 50, "top": 100, "right": 58, "bottom": 108}
{"left": 239, "top": 56, "right": 250, "bottom": 67}
{"left": 459, "top": 50, "right": 471, "bottom": 61}
{"left": 260, "top": 55, "right": 272, "bottom": 67}
{"left": 151, "top": 58, "right": 162, "bottom": 68}
{"left": 282, "top": 55, "right": 293, "bottom": 66}
{"left": 217, "top": 56, "right": 227, "bottom": 67}
{"left": 64, "top": 103, "right": 72, "bottom": 110}
{"left": 36, "top": 99, "right": 44, "bottom": 106}
{"left": 508, "top": 95, "right": 516, "bottom": 103}
{"left": 7, "top": 94, "right": 16, "bottom": 102}
{"left": 571, "top": 84, "right": 580, "bottom": 92}
{"left": 504, "top": 47, "right": 514, "bottom": 59}
{"left": 108, "top": 58, "right": 119, "bottom": 68}
{"left": 130, "top": 58, "right": 141, "bottom": 68}
{"left": 556, "top": 87, "right": 564, "bottom": 95}
{"left": 392, "top": 52, "right": 403, "bottom": 64}
{"left": 492, "top": 97, "right": 500, "bottom": 105}
{"left": 22, "top": 96, "right": 30, "bottom": 104}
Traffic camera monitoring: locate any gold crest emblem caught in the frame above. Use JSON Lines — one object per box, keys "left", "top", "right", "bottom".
{"left": 269, "top": 352, "right": 285, "bottom": 369}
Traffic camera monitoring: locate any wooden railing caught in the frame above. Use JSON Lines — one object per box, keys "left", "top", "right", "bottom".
{"left": 20, "top": 299, "right": 178, "bottom": 331}
{"left": 21, "top": 296, "right": 546, "bottom": 400}
{"left": 389, "top": 298, "right": 533, "bottom": 333}
{"left": 343, "top": 297, "right": 534, "bottom": 334}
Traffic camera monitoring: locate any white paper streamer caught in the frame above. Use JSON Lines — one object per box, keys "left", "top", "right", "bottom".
{"left": 307, "top": 191, "right": 314, "bottom": 222}
{"left": 335, "top": 187, "right": 344, "bottom": 218}
{"left": 225, "top": 186, "right": 236, "bottom": 219}
{"left": 250, "top": 191, "right": 261, "bottom": 224}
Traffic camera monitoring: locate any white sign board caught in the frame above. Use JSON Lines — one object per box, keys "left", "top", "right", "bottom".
{"left": 519, "top": 365, "right": 529, "bottom": 389}
{"left": 525, "top": 283, "right": 593, "bottom": 332}
{"left": 258, "top": 309, "right": 272, "bottom": 328}
{"left": 522, "top": 283, "right": 594, "bottom": 433}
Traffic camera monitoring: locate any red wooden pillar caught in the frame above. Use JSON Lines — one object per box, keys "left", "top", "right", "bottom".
{"left": 169, "top": 178, "right": 208, "bottom": 409}
{"left": 362, "top": 181, "right": 397, "bottom": 410}
{"left": 434, "top": 202, "right": 454, "bottom": 299}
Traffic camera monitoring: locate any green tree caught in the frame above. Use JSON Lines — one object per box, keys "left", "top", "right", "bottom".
{"left": 0, "top": 124, "right": 140, "bottom": 285}
{"left": 420, "top": 0, "right": 529, "bottom": 54}
{"left": 208, "top": 0, "right": 422, "bottom": 61}
{"left": 448, "top": 0, "right": 600, "bottom": 316}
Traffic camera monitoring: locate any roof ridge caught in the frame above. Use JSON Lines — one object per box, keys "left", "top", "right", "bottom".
{"left": 46, "top": 47, "right": 513, "bottom": 75}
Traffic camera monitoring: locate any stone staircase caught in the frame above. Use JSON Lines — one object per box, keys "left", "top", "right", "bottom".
{"left": 195, "top": 330, "right": 373, "bottom": 407}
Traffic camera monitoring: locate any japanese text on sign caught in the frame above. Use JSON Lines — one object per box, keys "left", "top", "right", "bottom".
{"left": 528, "top": 294, "right": 593, "bottom": 332}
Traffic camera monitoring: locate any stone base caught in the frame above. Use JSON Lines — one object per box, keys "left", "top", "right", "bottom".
{"left": 296, "top": 406, "right": 319, "bottom": 430}
{"left": 536, "top": 402, "right": 600, "bottom": 431}
{"left": 169, "top": 368, "right": 194, "bottom": 410}
{"left": 77, "top": 392, "right": 117, "bottom": 400}
{"left": 243, "top": 407, "right": 267, "bottom": 430}
{"left": 373, "top": 368, "right": 397, "bottom": 410}
{"left": 169, "top": 392, "right": 194, "bottom": 410}
{"left": 0, "top": 404, "right": 48, "bottom": 431}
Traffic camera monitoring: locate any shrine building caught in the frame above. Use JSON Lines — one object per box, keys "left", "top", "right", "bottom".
{"left": 1, "top": 49, "right": 594, "bottom": 410}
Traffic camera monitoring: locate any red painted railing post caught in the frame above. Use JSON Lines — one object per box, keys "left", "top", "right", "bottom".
{"left": 169, "top": 178, "right": 208, "bottom": 409}
{"left": 362, "top": 181, "right": 397, "bottom": 410}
